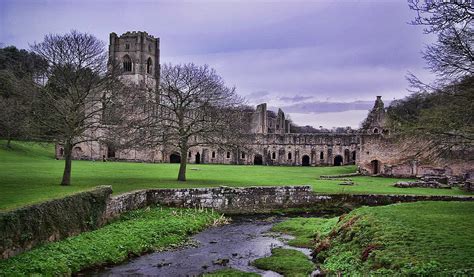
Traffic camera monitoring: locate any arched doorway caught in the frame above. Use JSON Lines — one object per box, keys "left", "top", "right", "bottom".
{"left": 107, "top": 146, "right": 116, "bottom": 159}
{"left": 195, "top": 152, "right": 201, "bottom": 164}
{"left": 371, "top": 160, "right": 380, "bottom": 174}
{"left": 254, "top": 154, "right": 263, "bottom": 165}
{"left": 302, "top": 155, "right": 310, "bottom": 166}
{"left": 334, "top": 155, "right": 343, "bottom": 166}
{"left": 170, "top": 153, "right": 181, "bottom": 163}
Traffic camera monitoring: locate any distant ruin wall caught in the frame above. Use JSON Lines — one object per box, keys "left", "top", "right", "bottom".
{"left": 2, "top": 185, "right": 473, "bottom": 259}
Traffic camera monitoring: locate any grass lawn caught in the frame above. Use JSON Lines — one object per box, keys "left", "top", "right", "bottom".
{"left": 0, "top": 140, "right": 471, "bottom": 211}
{"left": 0, "top": 206, "right": 221, "bottom": 275}
{"left": 283, "top": 201, "right": 474, "bottom": 275}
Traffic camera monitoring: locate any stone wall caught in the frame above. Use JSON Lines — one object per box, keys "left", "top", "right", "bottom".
{"left": 0, "top": 186, "right": 112, "bottom": 259}
{"left": 106, "top": 186, "right": 474, "bottom": 216}
{"left": 358, "top": 134, "right": 474, "bottom": 178}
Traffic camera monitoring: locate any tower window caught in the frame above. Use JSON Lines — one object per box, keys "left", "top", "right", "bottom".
{"left": 125, "top": 44, "right": 130, "bottom": 50}
{"left": 123, "top": 55, "right": 132, "bottom": 72}
{"left": 147, "top": 58, "right": 153, "bottom": 74}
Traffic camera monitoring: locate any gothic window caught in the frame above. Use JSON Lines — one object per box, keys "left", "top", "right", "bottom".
{"left": 188, "top": 151, "right": 192, "bottom": 158}
{"left": 226, "top": 152, "right": 231, "bottom": 159}
{"left": 288, "top": 152, "right": 292, "bottom": 160}
{"left": 125, "top": 44, "right": 130, "bottom": 50}
{"left": 147, "top": 58, "right": 153, "bottom": 74}
{"left": 320, "top": 151, "right": 324, "bottom": 160}
{"left": 212, "top": 151, "right": 216, "bottom": 158}
{"left": 241, "top": 152, "right": 245, "bottom": 159}
{"left": 373, "top": 128, "right": 379, "bottom": 134}
{"left": 123, "top": 55, "right": 132, "bottom": 72}
{"left": 272, "top": 152, "right": 276, "bottom": 160}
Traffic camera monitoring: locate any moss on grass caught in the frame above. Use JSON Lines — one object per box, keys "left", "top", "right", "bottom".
{"left": 0, "top": 206, "right": 221, "bottom": 275}
{"left": 203, "top": 268, "right": 260, "bottom": 277}
{"left": 272, "top": 217, "right": 338, "bottom": 248}
{"left": 252, "top": 248, "right": 315, "bottom": 277}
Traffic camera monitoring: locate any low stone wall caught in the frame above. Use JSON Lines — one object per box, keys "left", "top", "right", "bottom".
{"left": 106, "top": 186, "right": 474, "bottom": 216}
{"left": 0, "top": 186, "right": 112, "bottom": 259}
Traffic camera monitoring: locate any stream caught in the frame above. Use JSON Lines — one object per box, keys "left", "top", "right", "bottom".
{"left": 84, "top": 215, "right": 317, "bottom": 276}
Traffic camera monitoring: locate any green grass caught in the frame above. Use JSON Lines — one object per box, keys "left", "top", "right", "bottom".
{"left": 312, "top": 201, "right": 474, "bottom": 275}
{"left": 252, "top": 248, "right": 315, "bottom": 277}
{"left": 0, "top": 140, "right": 471, "bottom": 210}
{"left": 272, "top": 217, "right": 338, "bottom": 248}
{"left": 203, "top": 268, "right": 260, "bottom": 277}
{"left": 0, "top": 206, "right": 222, "bottom": 275}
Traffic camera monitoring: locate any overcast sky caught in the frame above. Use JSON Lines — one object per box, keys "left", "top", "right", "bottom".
{"left": 0, "top": 0, "right": 434, "bottom": 128}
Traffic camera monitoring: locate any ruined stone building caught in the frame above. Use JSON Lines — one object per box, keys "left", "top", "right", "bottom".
{"left": 56, "top": 31, "right": 473, "bottom": 179}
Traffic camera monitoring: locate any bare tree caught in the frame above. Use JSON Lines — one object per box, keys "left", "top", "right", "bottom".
{"left": 408, "top": 0, "right": 473, "bottom": 83}
{"left": 130, "top": 63, "right": 246, "bottom": 181}
{"left": 30, "top": 30, "right": 126, "bottom": 185}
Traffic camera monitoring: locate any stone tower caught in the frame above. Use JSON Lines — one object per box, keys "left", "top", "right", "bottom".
{"left": 362, "top": 96, "right": 386, "bottom": 134}
{"left": 109, "top": 31, "right": 160, "bottom": 91}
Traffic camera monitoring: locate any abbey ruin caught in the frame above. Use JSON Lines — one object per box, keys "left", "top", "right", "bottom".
{"left": 55, "top": 31, "right": 473, "bottom": 179}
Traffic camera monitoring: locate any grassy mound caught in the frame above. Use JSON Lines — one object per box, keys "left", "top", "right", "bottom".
{"left": 252, "top": 248, "right": 315, "bottom": 276}
{"left": 311, "top": 201, "right": 474, "bottom": 275}
{"left": 0, "top": 207, "right": 222, "bottom": 275}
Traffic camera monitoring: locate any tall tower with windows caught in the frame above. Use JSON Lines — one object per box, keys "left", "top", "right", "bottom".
{"left": 108, "top": 31, "right": 160, "bottom": 91}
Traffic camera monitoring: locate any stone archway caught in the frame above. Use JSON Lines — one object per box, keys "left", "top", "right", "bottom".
{"left": 170, "top": 153, "right": 181, "bottom": 163}
{"left": 334, "top": 155, "right": 343, "bottom": 166}
{"left": 254, "top": 154, "right": 263, "bottom": 165}
{"left": 302, "top": 155, "right": 310, "bottom": 166}
{"left": 371, "top": 160, "right": 380, "bottom": 174}
{"left": 195, "top": 152, "right": 201, "bottom": 164}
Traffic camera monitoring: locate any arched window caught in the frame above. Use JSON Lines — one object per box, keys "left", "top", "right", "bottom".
{"left": 241, "top": 152, "right": 245, "bottom": 159}
{"left": 288, "top": 152, "right": 292, "bottom": 160}
{"left": 146, "top": 58, "right": 152, "bottom": 74}
{"left": 226, "top": 152, "right": 231, "bottom": 159}
{"left": 373, "top": 128, "right": 379, "bottom": 134}
{"left": 212, "top": 151, "right": 216, "bottom": 158}
{"left": 272, "top": 152, "right": 276, "bottom": 160}
{"left": 320, "top": 151, "right": 324, "bottom": 160}
{"left": 123, "top": 55, "right": 132, "bottom": 72}
{"left": 188, "top": 151, "right": 192, "bottom": 158}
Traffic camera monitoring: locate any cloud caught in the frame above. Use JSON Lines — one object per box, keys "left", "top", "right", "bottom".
{"left": 278, "top": 95, "right": 313, "bottom": 103}
{"left": 273, "top": 100, "right": 392, "bottom": 114}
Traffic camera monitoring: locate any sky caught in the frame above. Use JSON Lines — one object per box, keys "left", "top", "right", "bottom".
{"left": 0, "top": 0, "right": 434, "bottom": 128}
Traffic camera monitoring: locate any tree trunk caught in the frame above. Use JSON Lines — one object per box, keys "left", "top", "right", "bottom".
{"left": 61, "top": 142, "right": 73, "bottom": 186}
{"left": 178, "top": 146, "right": 188, "bottom": 181}
{"left": 6, "top": 136, "right": 12, "bottom": 149}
